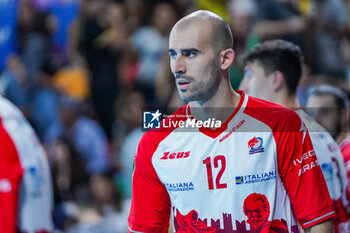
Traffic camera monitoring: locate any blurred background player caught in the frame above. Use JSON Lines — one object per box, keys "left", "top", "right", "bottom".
{"left": 0, "top": 95, "right": 53, "bottom": 233}
{"left": 306, "top": 85, "right": 350, "bottom": 208}
{"left": 239, "top": 39, "right": 350, "bottom": 232}
{"left": 306, "top": 85, "right": 349, "bottom": 144}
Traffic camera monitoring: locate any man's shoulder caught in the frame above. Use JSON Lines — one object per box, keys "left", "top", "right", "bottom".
{"left": 244, "top": 95, "right": 302, "bottom": 131}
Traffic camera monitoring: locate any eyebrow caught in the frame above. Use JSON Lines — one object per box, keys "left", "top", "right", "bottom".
{"left": 181, "top": 48, "right": 201, "bottom": 53}
{"left": 168, "top": 48, "right": 201, "bottom": 54}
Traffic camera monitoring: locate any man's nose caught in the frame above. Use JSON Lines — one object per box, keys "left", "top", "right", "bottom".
{"left": 172, "top": 55, "right": 186, "bottom": 75}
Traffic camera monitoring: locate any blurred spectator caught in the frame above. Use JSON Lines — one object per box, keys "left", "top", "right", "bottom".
{"left": 45, "top": 97, "right": 110, "bottom": 175}
{"left": 340, "top": 30, "right": 350, "bottom": 86}
{"left": 78, "top": 0, "right": 126, "bottom": 139}
{"left": 228, "top": 0, "right": 257, "bottom": 89}
{"left": 21, "top": 11, "right": 58, "bottom": 92}
{"left": 66, "top": 172, "right": 128, "bottom": 233}
{"left": 307, "top": 0, "right": 348, "bottom": 76}
{"left": 118, "top": 127, "right": 143, "bottom": 199}
{"left": 0, "top": 55, "right": 26, "bottom": 108}
{"left": 19, "top": 10, "right": 60, "bottom": 140}
{"left": 112, "top": 89, "right": 145, "bottom": 143}
{"left": 112, "top": 89, "right": 145, "bottom": 172}
{"left": 53, "top": 26, "right": 90, "bottom": 103}
{"left": 130, "top": 2, "right": 177, "bottom": 105}
{"left": 228, "top": 0, "right": 257, "bottom": 55}
{"left": 251, "top": 0, "right": 306, "bottom": 45}
{"left": 17, "top": 0, "right": 36, "bottom": 53}
{"left": 123, "top": 0, "right": 148, "bottom": 35}
{"left": 50, "top": 137, "right": 89, "bottom": 230}
{"left": 68, "top": 0, "right": 90, "bottom": 64}
{"left": 29, "top": 61, "right": 59, "bottom": 140}
{"left": 90, "top": 172, "right": 122, "bottom": 215}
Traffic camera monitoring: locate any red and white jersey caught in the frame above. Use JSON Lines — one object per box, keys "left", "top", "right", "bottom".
{"left": 340, "top": 136, "right": 350, "bottom": 185}
{"left": 129, "top": 92, "right": 334, "bottom": 233}
{"left": 0, "top": 96, "right": 53, "bottom": 233}
{"left": 296, "top": 109, "right": 350, "bottom": 232}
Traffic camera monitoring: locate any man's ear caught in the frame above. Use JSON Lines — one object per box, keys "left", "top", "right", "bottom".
{"left": 272, "top": 71, "right": 284, "bottom": 92}
{"left": 220, "top": 48, "right": 235, "bottom": 70}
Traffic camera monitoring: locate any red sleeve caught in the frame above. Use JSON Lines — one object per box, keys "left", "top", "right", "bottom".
{"left": 275, "top": 117, "right": 335, "bottom": 229}
{"left": 244, "top": 97, "right": 335, "bottom": 229}
{"left": 128, "top": 132, "right": 171, "bottom": 233}
{"left": 0, "top": 119, "right": 23, "bottom": 233}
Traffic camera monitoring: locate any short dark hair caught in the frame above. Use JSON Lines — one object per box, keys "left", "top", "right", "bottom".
{"left": 242, "top": 40, "right": 304, "bottom": 96}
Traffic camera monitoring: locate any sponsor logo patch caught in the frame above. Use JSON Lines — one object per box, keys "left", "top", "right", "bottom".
{"left": 161, "top": 151, "right": 190, "bottom": 160}
{"left": 235, "top": 171, "right": 276, "bottom": 185}
{"left": 248, "top": 137, "right": 264, "bottom": 155}
{"left": 165, "top": 182, "right": 194, "bottom": 192}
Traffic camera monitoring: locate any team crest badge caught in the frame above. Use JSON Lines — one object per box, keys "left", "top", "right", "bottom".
{"left": 248, "top": 137, "right": 264, "bottom": 155}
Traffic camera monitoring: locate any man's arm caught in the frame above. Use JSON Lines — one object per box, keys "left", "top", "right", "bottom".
{"left": 273, "top": 113, "right": 335, "bottom": 229}
{"left": 128, "top": 133, "right": 171, "bottom": 233}
{"left": 303, "top": 219, "right": 334, "bottom": 233}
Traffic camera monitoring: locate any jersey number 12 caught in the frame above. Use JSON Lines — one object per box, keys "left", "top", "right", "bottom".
{"left": 203, "top": 155, "right": 227, "bottom": 190}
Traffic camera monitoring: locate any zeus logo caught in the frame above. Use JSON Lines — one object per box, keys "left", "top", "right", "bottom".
{"left": 161, "top": 151, "right": 190, "bottom": 160}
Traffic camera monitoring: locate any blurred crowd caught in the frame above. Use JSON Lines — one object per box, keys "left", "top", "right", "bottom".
{"left": 1, "top": 0, "right": 350, "bottom": 232}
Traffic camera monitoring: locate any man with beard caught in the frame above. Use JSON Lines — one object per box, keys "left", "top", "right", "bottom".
{"left": 128, "top": 11, "right": 334, "bottom": 233}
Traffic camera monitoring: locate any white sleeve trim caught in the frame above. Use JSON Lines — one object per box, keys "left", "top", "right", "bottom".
{"left": 302, "top": 211, "right": 335, "bottom": 227}
{"left": 128, "top": 227, "right": 145, "bottom": 233}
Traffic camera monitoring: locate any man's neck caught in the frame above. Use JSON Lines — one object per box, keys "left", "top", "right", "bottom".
{"left": 188, "top": 88, "right": 241, "bottom": 123}
{"left": 272, "top": 91, "right": 298, "bottom": 108}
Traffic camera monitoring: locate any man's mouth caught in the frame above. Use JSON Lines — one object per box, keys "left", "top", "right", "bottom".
{"left": 176, "top": 79, "right": 191, "bottom": 89}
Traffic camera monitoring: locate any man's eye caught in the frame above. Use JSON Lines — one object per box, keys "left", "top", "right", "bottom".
{"left": 168, "top": 50, "right": 177, "bottom": 59}
{"left": 183, "top": 51, "right": 198, "bottom": 57}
